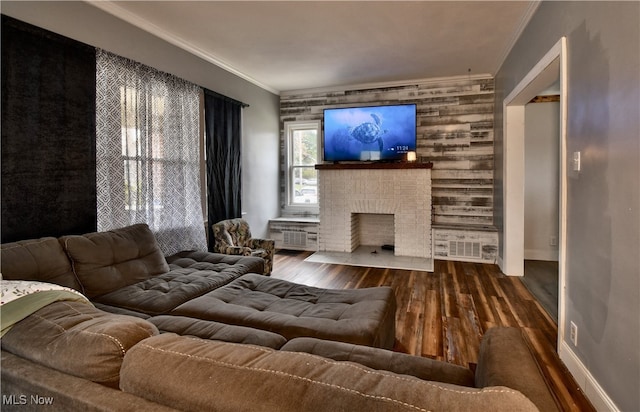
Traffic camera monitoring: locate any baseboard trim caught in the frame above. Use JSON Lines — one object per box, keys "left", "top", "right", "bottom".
{"left": 559, "top": 341, "right": 619, "bottom": 411}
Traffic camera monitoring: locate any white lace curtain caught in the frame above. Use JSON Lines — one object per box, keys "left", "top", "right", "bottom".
{"left": 95, "top": 49, "right": 207, "bottom": 255}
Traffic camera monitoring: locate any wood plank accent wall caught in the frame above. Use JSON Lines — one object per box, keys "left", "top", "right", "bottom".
{"left": 280, "top": 76, "right": 495, "bottom": 226}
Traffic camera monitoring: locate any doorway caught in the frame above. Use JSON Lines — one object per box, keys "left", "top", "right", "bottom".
{"left": 522, "top": 96, "right": 561, "bottom": 321}
{"left": 501, "top": 38, "right": 567, "bottom": 346}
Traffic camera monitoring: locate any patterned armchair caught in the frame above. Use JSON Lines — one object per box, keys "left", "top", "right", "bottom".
{"left": 212, "top": 218, "right": 275, "bottom": 275}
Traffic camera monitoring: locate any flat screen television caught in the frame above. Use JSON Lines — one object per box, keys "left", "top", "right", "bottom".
{"left": 323, "top": 103, "right": 417, "bottom": 162}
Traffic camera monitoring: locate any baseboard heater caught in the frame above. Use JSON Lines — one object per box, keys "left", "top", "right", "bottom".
{"left": 283, "top": 231, "right": 308, "bottom": 248}
{"left": 449, "top": 241, "right": 482, "bottom": 259}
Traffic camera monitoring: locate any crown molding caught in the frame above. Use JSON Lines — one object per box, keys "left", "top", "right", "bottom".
{"left": 280, "top": 73, "right": 494, "bottom": 97}
{"left": 493, "top": 0, "right": 542, "bottom": 75}
{"left": 85, "top": 0, "right": 279, "bottom": 95}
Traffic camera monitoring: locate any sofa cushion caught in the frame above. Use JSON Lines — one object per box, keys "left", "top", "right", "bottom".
{"left": 167, "top": 250, "right": 265, "bottom": 275}
{"left": 120, "top": 333, "right": 539, "bottom": 412}
{"left": 92, "top": 255, "right": 258, "bottom": 315}
{"left": 61, "top": 224, "right": 169, "bottom": 298}
{"left": 1, "top": 237, "right": 81, "bottom": 290}
{"left": 148, "top": 315, "right": 287, "bottom": 349}
{"left": 171, "top": 273, "right": 397, "bottom": 348}
{"left": 281, "top": 337, "right": 475, "bottom": 387}
{"left": 1, "top": 301, "right": 158, "bottom": 387}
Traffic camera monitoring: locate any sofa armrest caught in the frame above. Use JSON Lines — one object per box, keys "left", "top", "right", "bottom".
{"left": 1, "top": 301, "right": 158, "bottom": 388}
{"left": 250, "top": 238, "right": 275, "bottom": 251}
{"left": 475, "top": 327, "right": 560, "bottom": 412}
{"left": 220, "top": 245, "right": 252, "bottom": 255}
{"left": 2, "top": 351, "right": 176, "bottom": 411}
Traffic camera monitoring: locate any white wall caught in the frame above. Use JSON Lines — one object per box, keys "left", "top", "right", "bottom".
{"left": 524, "top": 101, "right": 559, "bottom": 261}
{"left": 1, "top": 1, "right": 281, "bottom": 238}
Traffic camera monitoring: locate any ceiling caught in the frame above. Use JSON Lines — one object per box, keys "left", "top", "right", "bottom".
{"left": 90, "top": 1, "right": 540, "bottom": 94}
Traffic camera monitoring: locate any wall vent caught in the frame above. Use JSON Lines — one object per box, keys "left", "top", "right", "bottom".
{"left": 449, "top": 241, "right": 481, "bottom": 259}
{"left": 283, "top": 231, "right": 307, "bottom": 248}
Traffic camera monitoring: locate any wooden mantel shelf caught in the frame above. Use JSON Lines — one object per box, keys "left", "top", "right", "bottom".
{"left": 315, "top": 162, "right": 433, "bottom": 170}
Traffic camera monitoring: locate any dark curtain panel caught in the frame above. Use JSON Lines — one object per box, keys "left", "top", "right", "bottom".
{"left": 203, "top": 89, "right": 244, "bottom": 250}
{"left": 1, "top": 15, "right": 97, "bottom": 242}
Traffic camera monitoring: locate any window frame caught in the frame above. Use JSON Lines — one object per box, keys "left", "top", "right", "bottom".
{"left": 120, "top": 86, "right": 169, "bottom": 213}
{"left": 283, "top": 120, "right": 321, "bottom": 213}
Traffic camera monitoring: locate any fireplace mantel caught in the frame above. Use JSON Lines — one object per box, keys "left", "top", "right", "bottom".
{"left": 315, "top": 162, "right": 433, "bottom": 170}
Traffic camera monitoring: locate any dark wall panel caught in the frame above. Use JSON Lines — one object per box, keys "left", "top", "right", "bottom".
{"left": 1, "top": 15, "right": 97, "bottom": 242}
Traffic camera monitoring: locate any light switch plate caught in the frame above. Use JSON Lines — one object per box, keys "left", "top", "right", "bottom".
{"left": 573, "top": 151, "right": 581, "bottom": 172}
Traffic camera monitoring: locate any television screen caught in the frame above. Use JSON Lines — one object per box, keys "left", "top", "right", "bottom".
{"left": 323, "top": 103, "right": 416, "bottom": 162}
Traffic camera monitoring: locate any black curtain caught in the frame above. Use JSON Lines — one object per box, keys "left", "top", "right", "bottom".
{"left": 1, "top": 16, "right": 97, "bottom": 242}
{"left": 203, "top": 89, "right": 245, "bottom": 250}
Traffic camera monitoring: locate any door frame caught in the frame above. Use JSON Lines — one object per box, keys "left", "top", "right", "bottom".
{"left": 501, "top": 37, "right": 567, "bottom": 348}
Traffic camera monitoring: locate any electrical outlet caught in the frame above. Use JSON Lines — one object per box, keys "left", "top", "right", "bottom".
{"left": 570, "top": 321, "right": 578, "bottom": 346}
{"left": 550, "top": 236, "right": 558, "bottom": 246}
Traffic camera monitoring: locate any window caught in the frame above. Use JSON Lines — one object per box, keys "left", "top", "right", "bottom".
{"left": 120, "top": 86, "right": 167, "bottom": 212}
{"left": 285, "top": 121, "right": 320, "bottom": 209}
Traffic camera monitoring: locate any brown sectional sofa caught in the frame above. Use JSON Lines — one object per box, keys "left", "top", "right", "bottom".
{"left": 2, "top": 224, "right": 396, "bottom": 348}
{"left": 0, "top": 224, "right": 560, "bottom": 411}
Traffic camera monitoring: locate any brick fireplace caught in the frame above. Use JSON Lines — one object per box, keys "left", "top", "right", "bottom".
{"left": 316, "top": 163, "right": 432, "bottom": 259}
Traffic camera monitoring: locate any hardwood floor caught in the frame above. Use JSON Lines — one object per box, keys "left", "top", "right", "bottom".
{"left": 523, "top": 259, "right": 559, "bottom": 321}
{"left": 271, "top": 250, "right": 595, "bottom": 412}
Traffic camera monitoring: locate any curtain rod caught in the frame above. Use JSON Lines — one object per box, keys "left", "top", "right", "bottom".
{"left": 203, "top": 88, "right": 250, "bottom": 108}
